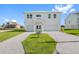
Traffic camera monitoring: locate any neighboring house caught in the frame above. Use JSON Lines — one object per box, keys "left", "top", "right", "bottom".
{"left": 5, "top": 20, "right": 20, "bottom": 29}
{"left": 24, "top": 11, "right": 61, "bottom": 32}
{"left": 0, "top": 27, "right": 3, "bottom": 30}
{"left": 65, "top": 12, "right": 79, "bottom": 29}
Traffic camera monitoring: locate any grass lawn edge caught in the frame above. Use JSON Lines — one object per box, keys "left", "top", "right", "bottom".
{"left": 22, "top": 33, "right": 57, "bottom": 54}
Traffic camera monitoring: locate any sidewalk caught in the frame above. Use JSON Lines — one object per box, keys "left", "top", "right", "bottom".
{"left": 0, "top": 32, "right": 32, "bottom": 54}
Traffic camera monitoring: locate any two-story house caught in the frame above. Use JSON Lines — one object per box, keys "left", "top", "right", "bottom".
{"left": 4, "top": 20, "right": 20, "bottom": 29}
{"left": 24, "top": 11, "right": 61, "bottom": 32}
{"left": 65, "top": 12, "right": 79, "bottom": 29}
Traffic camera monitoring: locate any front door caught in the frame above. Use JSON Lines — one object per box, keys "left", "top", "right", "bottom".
{"left": 35, "top": 25, "right": 42, "bottom": 32}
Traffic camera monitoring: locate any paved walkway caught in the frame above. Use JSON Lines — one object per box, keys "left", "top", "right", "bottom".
{"left": 0, "top": 30, "right": 11, "bottom": 32}
{"left": 47, "top": 32, "right": 79, "bottom": 54}
{"left": 0, "top": 32, "right": 32, "bottom": 54}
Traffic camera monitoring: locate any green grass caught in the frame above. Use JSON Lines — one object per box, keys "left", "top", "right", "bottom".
{"left": 63, "top": 29, "right": 79, "bottom": 36}
{"left": 22, "top": 33, "right": 57, "bottom": 54}
{"left": 0, "top": 29, "right": 25, "bottom": 42}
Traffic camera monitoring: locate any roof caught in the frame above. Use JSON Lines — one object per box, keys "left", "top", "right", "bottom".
{"left": 24, "top": 11, "right": 62, "bottom": 13}
{"left": 70, "top": 12, "right": 79, "bottom": 14}
{"left": 65, "top": 12, "right": 79, "bottom": 21}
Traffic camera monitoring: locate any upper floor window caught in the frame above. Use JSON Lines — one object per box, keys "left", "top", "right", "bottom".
{"left": 30, "top": 14, "right": 32, "bottom": 18}
{"left": 27, "top": 14, "right": 29, "bottom": 18}
{"left": 53, "top": 14, "right": 56, "bottom": 19}
{"left": 27, "top": 14, "right": 32, "bottom": 19}
{"left": 36, "top": 15, "right": 41, "bottom": 17}
{"left": 48, "top": 14, "right": 51, "bottom": 19}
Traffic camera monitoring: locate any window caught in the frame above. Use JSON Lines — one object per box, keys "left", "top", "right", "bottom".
{"left": 48, "top": 14, "right": 51, "bottom": 19}
{"left": 27, "top": 14, "right": 32, "bottom": 19}
{"left": 36, "top": 26, "right": 38, "bottom": 29}
{"left": 36, "top": 25, "right": 41, "bottom": 29}
{"left": 39, "top": 25, "right": 41, "bottom": 29}
{"left": 53, "top": 14, "right": 56, "bottom": 19}
{"left": 36, "top": 15, "right": 41, "bottom": 17}
{"left": 27, "top": 14, "right": 29, "bottom": 18}
{"left": 30, "top": 14, "right": 32, "bottom": 18}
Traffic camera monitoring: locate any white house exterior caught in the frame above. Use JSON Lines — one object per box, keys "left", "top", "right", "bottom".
{"left": 24, "top": 11, "right": 61, "bottom": 32}
{"left": 65, "top": 12, "right": 79, "bottom": 29}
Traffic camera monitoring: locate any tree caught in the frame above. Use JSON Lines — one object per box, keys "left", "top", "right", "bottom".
{"left": 20, "top": 25, "right": 24, "bottom": 28}
{"left": 61, "top": 25, "right": 65, "bottom": 27}
{"left": 1, "top": 23, "right": 5, "bottom": 27}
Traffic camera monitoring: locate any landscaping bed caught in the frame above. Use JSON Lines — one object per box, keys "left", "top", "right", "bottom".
{"left": 64, "top": 29, "right": 79, "bottom": 36}
{"left": 0, "top": 29, "right": 25, "bottom": 42}
{"left": 22, "top": 33, "right": 57, "bottom": 54}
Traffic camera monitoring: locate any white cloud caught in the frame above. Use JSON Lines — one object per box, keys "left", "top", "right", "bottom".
{"left": 11, "top": 19, "right": 16, "bottom": 22}
{"left": 52, "top": 4, "right": 76, "bottom": 14}
{"left": 4, "top": 19, "right": 10, "bottom": 22}
{"left": 4, "top": 18, "right": 17, "bottom": 22}
{"left": 69, "top": 9, "right": 76, "bottom": 13}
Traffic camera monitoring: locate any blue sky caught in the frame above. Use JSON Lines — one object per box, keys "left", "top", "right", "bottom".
{"left": 0, "top": 4, "right": 79, "bottom": 26}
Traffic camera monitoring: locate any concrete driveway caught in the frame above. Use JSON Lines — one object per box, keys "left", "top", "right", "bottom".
{"left": 47, "top": 31, "right": 79, "bottom": 54}
{"left": 0, "top": 31, "right": 79, "bottom": 54}
{"left": 0, "top": 32, "right": 32, "bottom": 54}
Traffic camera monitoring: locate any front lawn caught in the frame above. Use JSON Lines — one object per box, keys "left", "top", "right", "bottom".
{"left": 0, "top": 29, "right": 25, "bottom": 42}
{"left": 22, "top": 33, "right": 57, "bottom": 54}
{"left": 63, "top": 29, "right": 79, "bottom": 36}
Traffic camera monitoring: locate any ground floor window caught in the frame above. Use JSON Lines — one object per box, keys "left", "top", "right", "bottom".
{"left": 36, "top": 25, "right": 41, "bottom": 29}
